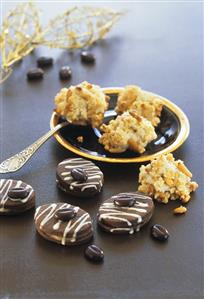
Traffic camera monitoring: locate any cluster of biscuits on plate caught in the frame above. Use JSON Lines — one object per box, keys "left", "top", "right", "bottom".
{"left": 54, "top": 81, "right": 198, "bottom": 204}
{"left": 55, "top": 81, "right": 163, "bottom": 154}
{"left": 0, "top": 81, "right": 198, "bottom": 260}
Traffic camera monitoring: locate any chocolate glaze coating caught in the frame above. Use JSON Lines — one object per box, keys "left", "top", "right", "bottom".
{"left": 0, "top": 179, "right": 35, "bottom": 215}
{"left": 34, "top": 203, "right": 93, "bottom": 246}
{"left": 97, "top": 192, "right": 154, "bottom": 234}
{"left": 56, "top": 158, "right": 104, "bottom": 197}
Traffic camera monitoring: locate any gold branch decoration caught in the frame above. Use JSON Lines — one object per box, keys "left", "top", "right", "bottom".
{"left": 38, "top": 6, "right": 122, "bottom": 49}
{"left": 0, "top": 2, "right": 42, "bottom": 81}
{"left": 0, "top": 2, "right": 123, "bottom": 83}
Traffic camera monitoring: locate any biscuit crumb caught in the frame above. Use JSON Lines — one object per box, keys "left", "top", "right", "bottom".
{"left": 177, "top": 162, "right": 192, "bottom": 177}
{"left": 173, "top": 205, "right": 187, "bottom": 214}
{"left": 77, "top": 136, "right": 84, "bottom": 143}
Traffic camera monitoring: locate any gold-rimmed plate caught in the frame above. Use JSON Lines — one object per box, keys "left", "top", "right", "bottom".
{"left": 50, "top": 87, "right": 190, "bottom": 163}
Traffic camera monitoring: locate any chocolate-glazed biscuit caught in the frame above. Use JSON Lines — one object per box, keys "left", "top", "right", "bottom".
{"left": 34, "top": 203, "right": 93, "bottom": 246}
{"left": 56, "top": 158, "right": 104, "bottom": 197}
{"left": 97, "top": 192, "right": 154, "bottom": 234}
{"left": 0, "top": 179, "right": 35, "bottom": 215}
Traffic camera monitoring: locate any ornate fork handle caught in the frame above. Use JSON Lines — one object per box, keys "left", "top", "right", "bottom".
{"left": 0, "top": 122, "right": 68, "bottom": 174}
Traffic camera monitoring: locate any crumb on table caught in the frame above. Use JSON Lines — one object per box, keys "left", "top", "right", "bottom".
{"left": 173, "top": 205, "right": 187, "bottom": 214}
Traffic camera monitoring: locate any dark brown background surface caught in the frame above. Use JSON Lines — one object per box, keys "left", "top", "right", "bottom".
{"left": 0, "top": 2, "right": 203, "bottom": 299}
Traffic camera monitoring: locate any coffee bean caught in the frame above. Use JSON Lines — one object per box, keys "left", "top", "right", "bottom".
{"left": 81, "top": 51, "right": 95, "bottom": 64}
{"left": 37, "top": 56, "right": 53, "bottom": 67}
{"left": 151, "top": 224, "right": 169, "bottom": 241}
{"left": 71, "top": 168, "right": 88, "bottom": 182}
{"left": 55, "top": 207, "right": 77, "bottom": 221}
{"left": 59, "top": 66, "right": 72, "bottom": 80}
{"left": 8, "top": 187, "right": 29, "bottom": 199}
{"left": 114, "top": 195, "right": 135, "bottom": 207}
{"left": 27, "top": 68, "right": 44, "bottom": 80}
{"left": 84, "top": 245, "right": 104, "bottom": 263}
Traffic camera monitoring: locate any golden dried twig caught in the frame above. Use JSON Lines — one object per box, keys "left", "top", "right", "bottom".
{"left": 0, "top": 2, "right": 42, "bottom": 82}
{"left": 37, "top": 6, "right": 122, "bottom": 49}
{"left": 0, "top": 3, "right": 122, "bottom": 83}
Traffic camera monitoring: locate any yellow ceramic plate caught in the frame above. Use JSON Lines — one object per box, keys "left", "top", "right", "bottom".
{"left": 50, "top": 87, "right": 190, "bottom": 163}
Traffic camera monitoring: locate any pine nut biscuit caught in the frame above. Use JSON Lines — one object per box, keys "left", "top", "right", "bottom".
{"left": 138, "top": 154, "right": 198, "bottom": 204}
{"left": 116, "top": 85, "right": 163, "bottom": 126}
{"left": 99, "top": 111, "right": 157, "bottom": 153}
{"left": 55, "top": 81, "right": 109, "bottom": 128}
